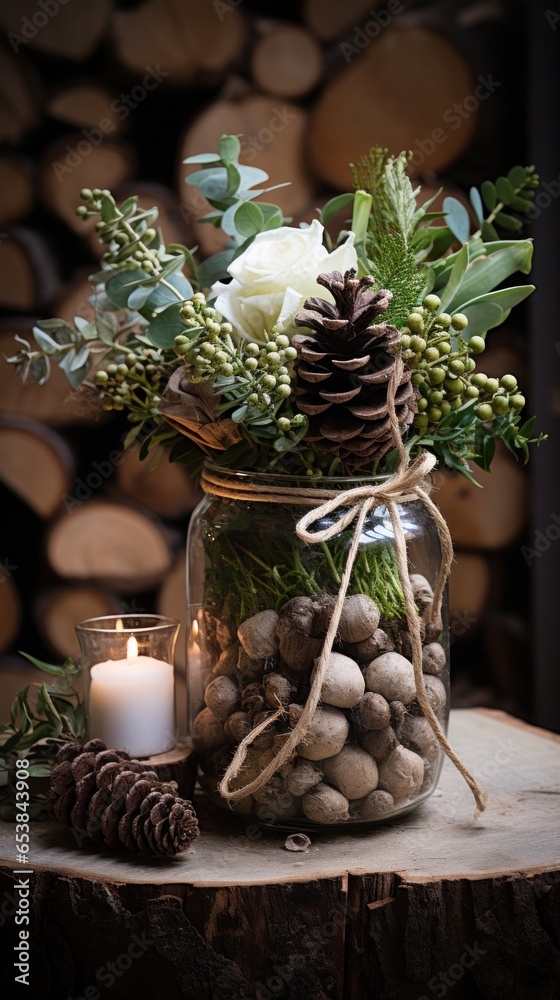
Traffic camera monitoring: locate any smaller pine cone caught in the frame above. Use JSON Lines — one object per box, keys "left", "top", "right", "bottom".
{"left": 47, "top": 740, "right": 199, "bottom": 857}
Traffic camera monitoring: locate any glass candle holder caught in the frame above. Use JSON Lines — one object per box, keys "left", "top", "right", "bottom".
{"left": 76, "top": 614, "right": 180, "bottom": 759}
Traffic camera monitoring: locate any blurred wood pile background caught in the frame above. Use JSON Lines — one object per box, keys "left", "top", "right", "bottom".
{"left": 0, "top": 0, "right": 535, "bottom": 721}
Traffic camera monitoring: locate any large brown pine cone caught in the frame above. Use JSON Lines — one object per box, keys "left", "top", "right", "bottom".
{"left": 47, "top": 740, "right": 199, "bottom": 857}
{"left": 293, "top": 269, "right": 416, "bottom": 465}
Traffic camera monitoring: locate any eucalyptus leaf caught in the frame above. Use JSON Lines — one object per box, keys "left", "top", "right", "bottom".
{"left": 443, "top": 197, "right": 471, "bottom": 244}
{"left": 127, "top": 284, "right": 153, "bottom": 310}
{"left": 480, "top": 221, "right": 500, "bottom": 242}
{"left": 105, "top": 269, "right": 151, "bottom": 309}
{"left": 183, "top": 153, "right": 222, "bottom": 164}
{"left": 32, "top": 328, "right": 60, "bottom": 355}
{"left": 469, "top": 187, "right": 484, "bottom": 224}
{"left": 146, "top": 302, "right": 187, "bottom": 348}
{"left": 496, "top": 176, "right": 515, "bottom": 203}
{"left": 199, "top": 249, "right": 236, "bottom": 288}
{"left": 69, "top": 342, "right": 90, "bottom": 372}
{"left": 481, "top": 180, "right": 497, "bottom": 211}
{"left": 234, "top": 201, "right": 265, "bottom": 238}
{"left": 218, "top": 134, "right": 241, "bottom": 162}
{"left": 494, "top": 211, "right": 523, "bottom": 232}
{"left": 508, "top": 165, "right": 527, "bottom": 188}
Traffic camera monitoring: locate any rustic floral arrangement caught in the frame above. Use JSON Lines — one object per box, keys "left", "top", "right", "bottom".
{"left": 5, "top": 139, "right": 545, "bottom": 832}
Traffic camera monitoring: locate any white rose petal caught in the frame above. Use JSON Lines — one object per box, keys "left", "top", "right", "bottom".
{"left": 211, "top": 220, "right": 357, "bottom": 341}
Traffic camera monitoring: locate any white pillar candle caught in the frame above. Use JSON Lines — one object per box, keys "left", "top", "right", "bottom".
{"left": 89, "top": 636, "right": 175, "bottom": 758}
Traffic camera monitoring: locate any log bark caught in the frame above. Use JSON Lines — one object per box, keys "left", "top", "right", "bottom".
{"left": 251, "top": 22, "right": 324, "bottom": 98}
{"left": 40, "top": 136, "right": 135, "bottom": 235}
{"left": 0, "top": 228, "right": 59, "bottom": 311}
{"left": 47, "top": 82, "right": 123, "bottom": 132}
{"left": 0, "top": 415, "right": 74, "bottom": 519}
{"left": 0, "top": 154, "right": 34, "bottom": 226}
{"left": 307, "top": 25, "right": 477, "bottom": 189}
{"left": 179, "top": 94, "right": 317, "bottom": 257}
{"left": 434, "top": 446, "right": 528, "bottom": 550}
{"left": 0, "top": 711, "right": 559, "bottom": 999}
{"left": 0, "top": 0, "right": 112, "bottom": 59}
{"left": 111, "top": 0, "right": 247, "bottom": 85}
{"left": 46, "top": 501, "right": 175, "bottom": 593}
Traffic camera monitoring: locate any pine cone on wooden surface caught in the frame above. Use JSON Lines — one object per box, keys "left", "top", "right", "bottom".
{"left": 47, "top": 740, "right": 199, "bottom": 857}
{"left": 293, "top": 269, "right": 417, "bottom": 466}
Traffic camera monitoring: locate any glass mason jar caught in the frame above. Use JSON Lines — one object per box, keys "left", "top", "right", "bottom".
{"left": 76, "top": 614, "right": 179, "bottom": 759}
{"left": 186, "top": 469, "right": 449, "bottom": 830}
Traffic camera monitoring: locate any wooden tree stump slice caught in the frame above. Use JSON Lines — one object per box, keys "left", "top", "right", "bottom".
{"left": 179, "top": 95, "right": 317, "bottom": 257}
{"left": 307, "top": 26, "right": 477, "bottom": 189}
{"left": 251, "top": 24, "right": 324, "bottom": 98}
{"left": 303, "top": 0, "right": 380, "bottom": 40}
{"left": 0, "top": 228, "right": 59, "bottom": 310}
{"left": 0, "top": 416, "right": 74, "bottom": 519}
{"left": 40, "top": 136, "right": 135, "bottom": 235}
{"left": 0, "top": 325, "right": 97, "bottom": 427}
{"left": 0, "top": 0, "right": 113, "bottom": 60}
{"left": 0, "top": 711, "right": 559, "bottom": 999}
{"left": 0, "top": 154, "right": 34, "bottom": 226}
{"left": 46, "top": 501, "right": 174, "bottom": 593}
{"left": 0, "top": 576, "right": 21, "bottom": 654}
{"left": 34, "top": 586, "right": 122, "bottom": 661}
{"left": 434, "top": 446, "right": 528, "bottom": 550}
{"left": 111, "top": 0, "right": 246, "bottom": 85}
{"left": 0, "top": 47, "right": 40, "bottom": 145}
{"left": 47, "top": 83, "right": 123, "bottom": 133}
{"left": 115, "top": 446, "right": 202, "bottom": 519}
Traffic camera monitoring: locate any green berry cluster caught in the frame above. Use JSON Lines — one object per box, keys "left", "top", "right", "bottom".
{"left": 401, "top": 294, "right": 524, "bottom": 435}
{"left": 94, "top": 347, "right": 163, "bottom": 416}
{"left": 174, "top": 295, "right": 300, "bottom": 436}
{"left": 77, "top": 188, "right": 160, "bottom": 274}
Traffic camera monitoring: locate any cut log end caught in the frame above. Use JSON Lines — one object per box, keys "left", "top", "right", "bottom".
{"left": 251, "top": 25, "right": 324, "bottom": 98}
{"left": 0, "top": 416, "right": 74, "bottom": 520}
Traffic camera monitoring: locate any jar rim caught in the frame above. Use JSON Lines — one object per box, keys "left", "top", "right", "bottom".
{"left": 75, "top": 614, "right": 180, "bottom": 634}
{"left": 205, "top": 461, "right": 392, "bottom": 487}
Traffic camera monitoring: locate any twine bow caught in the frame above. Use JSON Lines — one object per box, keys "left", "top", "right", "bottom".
{"left": 208, "top": 359, "right": 487, "bottom": 814}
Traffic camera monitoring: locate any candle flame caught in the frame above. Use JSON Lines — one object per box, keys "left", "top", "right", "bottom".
{"left": 127, "top": 635, "right": 138, "bottom": 662}
{"left": 116, "top": 618, "right": 124, "bottom": 631}
{"left": 192, "top": 620, "right": 199, "bottom": 640}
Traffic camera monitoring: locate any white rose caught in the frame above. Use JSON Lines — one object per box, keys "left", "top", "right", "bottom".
{"left": 211, "top": 219, "right": 357, "bottom": 341}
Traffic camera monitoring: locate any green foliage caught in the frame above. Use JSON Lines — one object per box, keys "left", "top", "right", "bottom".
{"left": 443, "top": 165, "right": 539, "bottom": 244}
{"left": 184, "top": 134, "right": 288, "bottom": 285}
{"left": 0, "top": 654, "right": 83, "bottom": 820}
{"left": 366, "top": 233, "right": 427, "bottom": 327}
